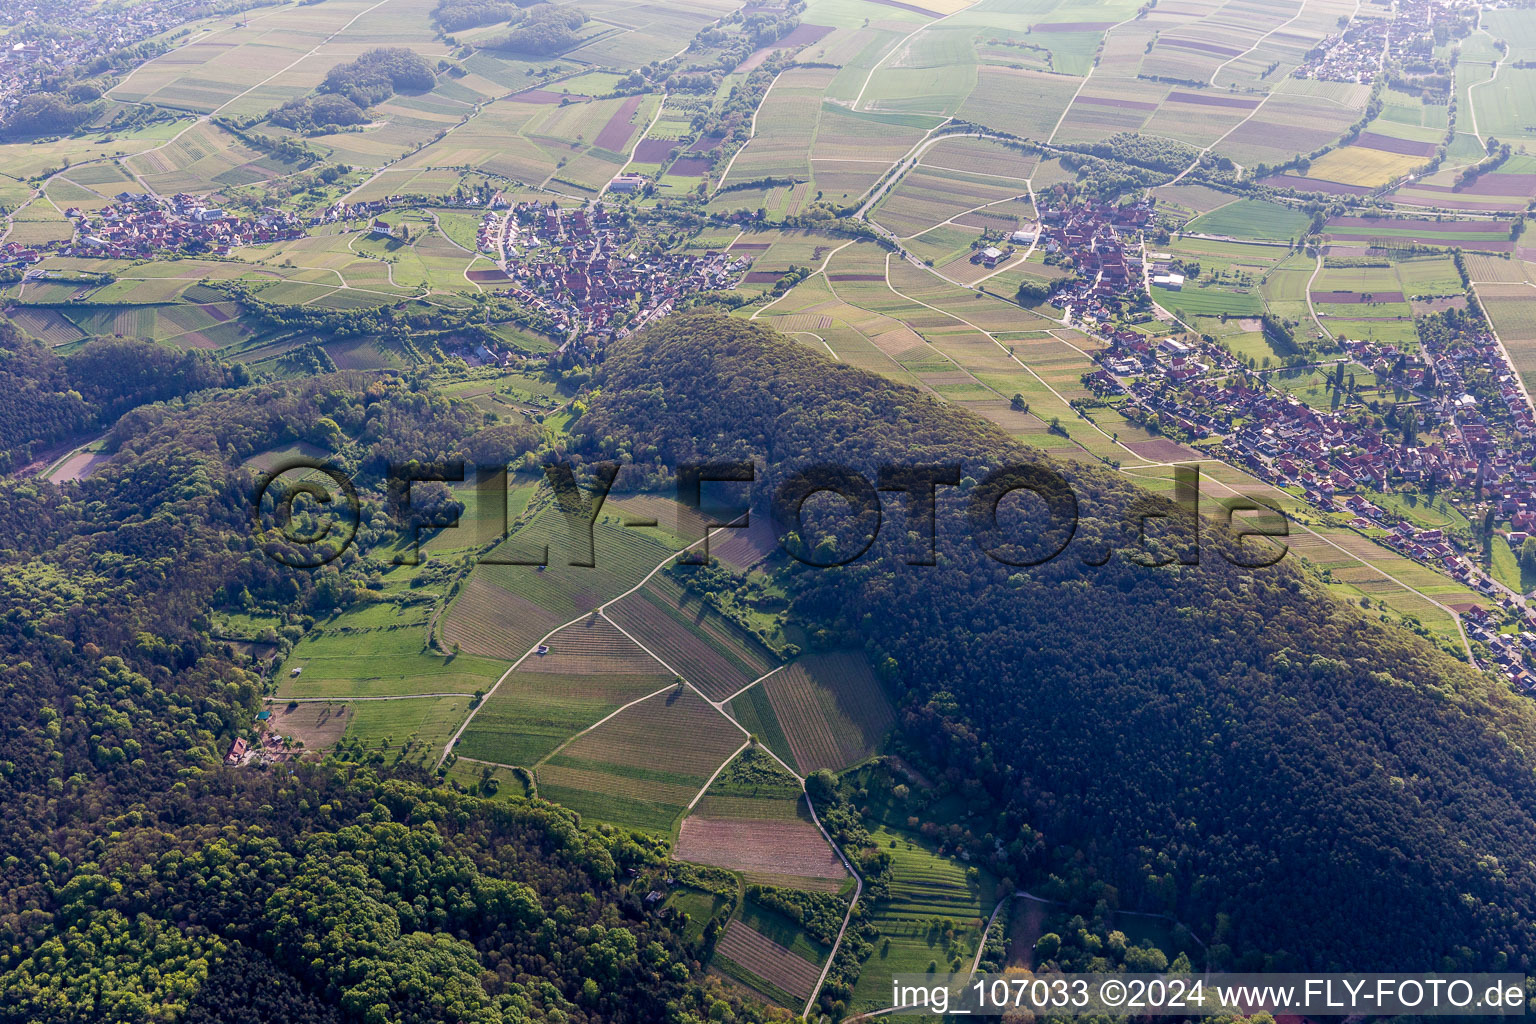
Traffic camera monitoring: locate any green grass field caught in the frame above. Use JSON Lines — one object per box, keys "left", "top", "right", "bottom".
{"left": 277, "top": 611, "right": 508, "bottom": 699}
{"left": 1186, "top": 199, "right": 1311, "bottom": 242}
{"left": 343, "top": 695, "right": 476, "bottom": 761}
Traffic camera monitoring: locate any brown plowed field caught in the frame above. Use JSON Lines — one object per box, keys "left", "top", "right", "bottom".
{"left": 676, "top": 816, "right": 847, "bottom": 883}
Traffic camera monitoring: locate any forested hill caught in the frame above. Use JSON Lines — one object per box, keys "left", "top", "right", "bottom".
{"left": 577, "top": 312, "right": 1536, "bottom": 972}
{"left": 0, "top": 374, "right": 774, "bottom": 1024}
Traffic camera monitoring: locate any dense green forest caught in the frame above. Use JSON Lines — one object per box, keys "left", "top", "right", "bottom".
{"left": 0, "top": 324, "right": 239, "bottom": 474}
{"left": 270, "top": 48, "right": 435, "bottom": 132}
{"left": 577, "top": 312, "right": 1536, "bottom": 973}
{"left": 432, "top": 0, "right": 531, "bottom": 33}
{"left": 0, "top": 372, "right": 780, "bottom": 1023}
{"left": 488, "top": 6, "right": 589, "bottom": 55}
{"left": 2, "top": 93, "right": 102, "bottom": 138}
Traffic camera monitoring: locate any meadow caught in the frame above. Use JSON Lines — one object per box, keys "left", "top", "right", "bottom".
{"left": 343, "top": 695, "right": 478, "bottom": 762}
{"left": 277, "top": 615, "right": 507, "bottom": 700}
{"left": 1186, "top": 199, "right": 1310, "bottom": 241}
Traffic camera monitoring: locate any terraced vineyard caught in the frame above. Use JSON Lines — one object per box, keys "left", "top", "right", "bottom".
{"left": 714, "top": 919, "right": 822, "bottom": 1007}
{"left": 848, "top": 826, "right": 998, "bottom": 1013}
{"left": 674, "top": 749, "right": 847, "bottom": 891}
{"left": 442, "top": 506, "right": 677, "bottom": 660}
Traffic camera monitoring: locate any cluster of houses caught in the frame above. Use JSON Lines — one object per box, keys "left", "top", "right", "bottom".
{"left": 1462, "top": 606, "right": 1536, "bottom": 693}
{"left": 225, "top": 710, "right": 306, "bottom": 766}
{"left": 1078, "top": 242, "right": 1536, "bottom": 688}
{"left": 1035, "top": 197, "right": 1152, "bottom": 319}
{"left": 61, "top": 193, "right": 304, "bottom": 258}
{"left": 1293, "top": 0, "right": 1472, "bottom": 84}
{"left": 0, "top": 0, "right": 229, "bottom": 125}
{"left": 477, "top": 210, "right": 504, "bottom": 253}
{"left": 491, "top": 199, "right": 754, "bottom": 343}
{"left": 0, "top": 240, "right": 43, "bottom": 266}
{"left": 1292, "top": 23, "right": 1390, "bottom": 83}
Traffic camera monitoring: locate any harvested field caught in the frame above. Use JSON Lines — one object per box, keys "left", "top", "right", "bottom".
{"left": 265, "top": 702, "right": 351, "bottom": 755}
{"left": 47, "top": 449, "right": 111, "bottom": 483}
{"left": 1123, "top": 437, "right": 1205, "bottom": 462}
{"left": 715, "top": 920, "right": 821, "bottom": 1002}
{"left": 776, "top": 23, "right": 834, "bottom": 47}
{"left": 1442, "top": 173, "right": 1536, "bottom": 196}
{"left": 633, "top": 139, "right": 675, "bottom": 162}
{"left": 1160, "top": 37, "right": 1243, "bottom": 56}
{"left": 1077, "top": 95, "right": 1158, "bottom": 111}
{"left": 1304, "top": 145, "right": 1424, "bottom": 188}
{"left": 595, "top": 96, "right": 644, "bottom": 151}
{"left": 675, "top": 816, "right": 847, "bottom": 884}
{"left": 1259, "top": 175, "right": 1372, "bottom": 195}
{"left": 1354, "top": 132, "right": 1437, "bottom": 157}
{"left": 669, "top": 157, "right": 713, "bottom": 176}
{"left": 1032, "top": 20, "right": 1116, "bottom": 31}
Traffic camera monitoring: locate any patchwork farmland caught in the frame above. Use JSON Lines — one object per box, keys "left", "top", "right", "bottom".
{"left": 10, "top": 0, "right": 1536, "bottom": 1017}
